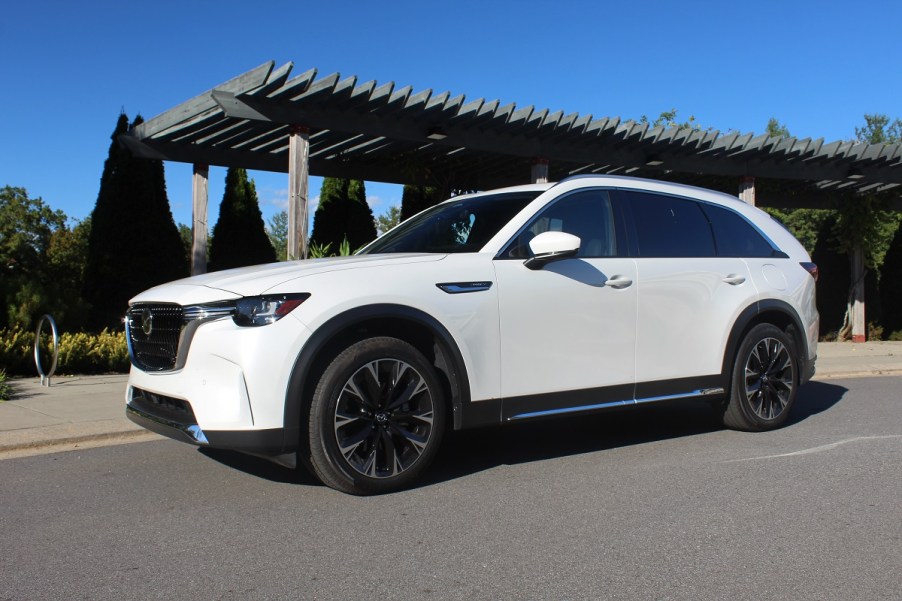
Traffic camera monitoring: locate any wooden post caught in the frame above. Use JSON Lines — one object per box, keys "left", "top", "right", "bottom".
{"left": 288, "top": 125, "right": 310, "bottom": 260}
{"left": 739, "top": 175, "right": 756, "bottom": 206}
{"left": 531, "top": 157, "right": 549, "bottom": 184}
{"left": 851, "top": 245, "right": 866, "bottom": 342}
{"left": 191, "top": 164, "right": 209, "bottom": 275}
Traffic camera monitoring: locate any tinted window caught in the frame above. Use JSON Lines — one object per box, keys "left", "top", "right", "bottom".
{"left": 628, "top": 192, "right": 715, "bottom": 258}
{"left": 503, "top": 190, "right": 617, "bottom": 258}
{"left": 700, "top": 203, "right": 777, "bottom": 258}
{"left": 361, "top": 191, "right": 540, "bottom": 254}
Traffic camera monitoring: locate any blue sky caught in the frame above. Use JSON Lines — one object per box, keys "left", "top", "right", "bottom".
{"left": 2, "top": 0, "right": 900, "bottom": 229}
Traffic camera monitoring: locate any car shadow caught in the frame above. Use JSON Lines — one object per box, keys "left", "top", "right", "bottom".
{"left": 421, "top": 379, "right": 849, "bottom": 488}
{"left": 196, "top": 380, "right": 848, "bottom": 491}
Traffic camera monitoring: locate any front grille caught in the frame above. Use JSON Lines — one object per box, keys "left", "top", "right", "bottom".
{"left": 126, "top": 304, "right": 183, "bottom": 371}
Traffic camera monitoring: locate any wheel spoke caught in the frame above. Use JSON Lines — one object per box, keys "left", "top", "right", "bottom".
{"left": 334, "top": 356, "right": 435, "bottom": 480}
{"left": 338, "top": 423, "right": 375, "bottom": 461}
{"left": 743, "top": 336, "right": 795, "bottom": 421}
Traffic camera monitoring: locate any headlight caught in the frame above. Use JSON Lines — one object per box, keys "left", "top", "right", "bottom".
{"left": 233, "top": 294, "right": 310, "bottom": 327}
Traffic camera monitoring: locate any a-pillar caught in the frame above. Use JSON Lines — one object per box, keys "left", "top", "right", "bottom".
{"left": 739, "top": 175, "right": 756, "bottom": 206}
{"left": 191, "top": 163, "right": 209, "bottom": 275}
{"left": 288, "top": 125, "right": 310, "bottom": 260}
{"left": 531, "top": 158, "right": 549, "bottom": 184}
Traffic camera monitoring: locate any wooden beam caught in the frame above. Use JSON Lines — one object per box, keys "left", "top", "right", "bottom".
{"left": 851, "top": 245, "right": 866, "bottom": 342}
{"left": 738, "top": 175, "right": 756, "bottom": 206}
{"left": 192, "top": 164, "right": 209, "bottom": 275}
{"left": 531, "top": 157, "right": 549, "bottom": 184}
{"left": 288, "top": 125, "right": 310, "bottom": 260}
{"left": 135, "top": 62, "right": 276, "bottom": 139}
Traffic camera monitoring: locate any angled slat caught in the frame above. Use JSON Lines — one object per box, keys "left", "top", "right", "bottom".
{"left": 267, "top": 67, "right": 317, "bottom": 99}
{"left": 329, "top": 76, "right": 359, "bottom": 103}
{"left": 508, "top": 105, "right": 534, "bottom": 127}
{"left": 294, "top": 72, "right": 341, "bottom": 102}
{"left": 367, "top": 81, "right": 396, "bottom": 107}
{"left": 349, "top": 80, "right": 376, "bottom": 104}
{"left": 403, "top": 88, "right": 432, "bottom": 111}
{"left": 424, "top": 91, "right": 451, "bottom": 112}
{"left": 249, "top": 62, "right": 294, "bottom": 97}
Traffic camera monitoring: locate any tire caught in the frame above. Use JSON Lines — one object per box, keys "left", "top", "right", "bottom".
{"left": 307, "top": 337, "right": 446, "bottom": 495}
{"left": 722, "top": 323, "right": 798, "bottom": 432}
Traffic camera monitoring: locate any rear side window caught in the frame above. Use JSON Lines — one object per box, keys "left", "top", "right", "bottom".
{"left": 627, "top": 191, "right": 715, "bottom": 258}
{"left": 700, "top": 203, "right": 777, "bottom": 258}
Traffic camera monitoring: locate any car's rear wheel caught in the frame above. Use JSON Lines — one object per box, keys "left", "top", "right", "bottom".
{"left": 308, "top": 337, "right": 445, "bottom": 495}
{"left": 723, "top": 323, "right": 798, "bottom": 431}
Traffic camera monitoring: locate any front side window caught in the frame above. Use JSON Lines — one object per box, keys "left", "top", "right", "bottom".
{"left": 360, "top": 191, "right": 540, "bottom": 254}
{"left": 502, "top": 189, "right": 617, "bottom": 259}
{"left": 627, "top": 191, "right": 716, "bottom": 258}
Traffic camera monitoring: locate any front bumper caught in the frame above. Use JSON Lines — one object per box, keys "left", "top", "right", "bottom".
{"left": 126, "top": 387, "right": 288, "bottom": 455}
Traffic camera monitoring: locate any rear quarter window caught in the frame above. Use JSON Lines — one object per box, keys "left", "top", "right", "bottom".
{"left": 701, "top": 203, "right": 778, "bottom": 258}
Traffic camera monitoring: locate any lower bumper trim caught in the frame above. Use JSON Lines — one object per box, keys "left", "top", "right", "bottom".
{"left": 126, "top": 404, "right": 289, "bottom": 455}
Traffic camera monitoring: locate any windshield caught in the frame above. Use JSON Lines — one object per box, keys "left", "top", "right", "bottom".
{"left": 360, "top": 191, "right": 542, "bottom": 254}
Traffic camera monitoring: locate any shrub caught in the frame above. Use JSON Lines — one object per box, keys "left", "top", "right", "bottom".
{"left": 0, "top": 369, "right": 10, "bottom": 401}
{"left": 0, "top": 327, "right": 128, "bottom": 375}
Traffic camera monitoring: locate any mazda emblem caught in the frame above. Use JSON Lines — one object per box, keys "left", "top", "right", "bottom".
{"left": 141, "top": 308, "right": 153, "bottom": 337}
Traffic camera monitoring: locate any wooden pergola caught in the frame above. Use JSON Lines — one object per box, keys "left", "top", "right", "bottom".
{"left": 122, "top": 60, "right": 902, "bottom": 341}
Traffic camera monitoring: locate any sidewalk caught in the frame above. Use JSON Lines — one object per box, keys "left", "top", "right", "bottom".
{"left": 2, "top": 341, "right": 901, "bottom": 458}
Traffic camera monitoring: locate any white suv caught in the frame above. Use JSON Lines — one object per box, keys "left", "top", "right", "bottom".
{"left": 125, "top": 175, "right": 818, "bottom": 494}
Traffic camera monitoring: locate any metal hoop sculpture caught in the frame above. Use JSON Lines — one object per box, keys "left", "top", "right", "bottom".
{"left": 34, "top": 314, "right": 60, "bottom": 387}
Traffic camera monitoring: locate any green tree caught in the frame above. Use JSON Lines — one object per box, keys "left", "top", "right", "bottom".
{"left": 310, "top": 178, "right": 377, "bottom": 251}
{"left": 209, "top": 168, "right": 276, "bottom": 271}
{"left": 766, "top": 117, "right": 791, "bottom": 139}
{"left": 400, "top": 185, "right": 444, "bottom": 221}
{"left": 83, "top": 113, "right": 188, "bottom": 330}
{"left": 638, "top": 109, "right": 703, "bottom": 131}
{"left": 832, "top": 114, "right": 902, "bottom": 339}
{"left": 855, "top": 114, "right": 902, "bottom": 145}
{"left": 0, "top": 186, "right": 66, "bottom": 328}
{"left": 879, "top": 223, "right": 902, "bottom": 337}
{"left": 375, "top": 205, "right": 401, "bottom": 235}
{"left": 267, "top": 210, "right": 288, "bottom": 260}
{"left": 0, "top": 188, "right": 91, "bottom": 330}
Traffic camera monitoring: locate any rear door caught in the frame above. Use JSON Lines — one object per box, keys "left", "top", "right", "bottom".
{"left": 621, "top": 191, "right": 758, "bottom": 394}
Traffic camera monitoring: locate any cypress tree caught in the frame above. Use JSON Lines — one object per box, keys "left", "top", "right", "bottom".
{"left": 83, "top": 114, "right": 188, "bottom": 330}
{"left": 310, "top": 177, "right": 377, "bottom": 252}
{"left": 400, "top": 185, "right": 444, "bottom": 221}
{"left": 209, "top": 168, "right": 276, "bottom": 271}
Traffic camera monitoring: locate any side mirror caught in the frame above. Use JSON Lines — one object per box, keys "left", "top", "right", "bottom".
{"left": 524, "top": 231, "right": 581, "bottom": 270}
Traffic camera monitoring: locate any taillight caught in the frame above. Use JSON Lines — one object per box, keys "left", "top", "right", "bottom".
{"left": 800, "top": 262, "right": 818, "bottom": 282}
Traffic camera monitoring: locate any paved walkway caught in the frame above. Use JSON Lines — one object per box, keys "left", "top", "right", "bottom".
{"left": 2, "top": 341, "right": 901, "bottom": 458}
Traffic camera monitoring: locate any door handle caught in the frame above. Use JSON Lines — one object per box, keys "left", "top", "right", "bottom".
{"left": 605, "top": 275, "right": 633, "bottom": 289}
{"left": 723, "top": 274, "right": 746, "bottom": 285}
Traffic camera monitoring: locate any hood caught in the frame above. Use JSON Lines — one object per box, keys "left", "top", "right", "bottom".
{"left": 130, "top": 254, "right": 445, "bottom": 305}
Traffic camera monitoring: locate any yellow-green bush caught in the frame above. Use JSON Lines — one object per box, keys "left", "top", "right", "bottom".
{"left": 0, "top": 369, "right": 10, "bottom": 401}
{"left": 0, "top": 326, "right": 128, "bottom": 375}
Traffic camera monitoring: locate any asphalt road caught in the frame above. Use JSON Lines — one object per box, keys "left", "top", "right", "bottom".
{"left": 1, "top": 376, "right": 900, "bottom": 601}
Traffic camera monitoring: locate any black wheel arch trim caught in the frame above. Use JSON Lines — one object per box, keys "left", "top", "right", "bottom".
{"left": 722, "top": 299, "right": 812, "bottom": 385}
{"left": 282, "top": 304, "right": 474, "bottom": 450}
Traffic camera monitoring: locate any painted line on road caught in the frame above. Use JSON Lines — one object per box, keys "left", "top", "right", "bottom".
{"left": 724, "top": 435, "right": 902, "bottom": 462}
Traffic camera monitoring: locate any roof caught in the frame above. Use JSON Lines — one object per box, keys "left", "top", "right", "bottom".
{"left": 121, "top": 61, "right": 902, "bottom": 195}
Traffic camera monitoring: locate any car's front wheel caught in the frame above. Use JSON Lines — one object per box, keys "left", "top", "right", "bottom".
{"left": 308, "top": 337, "right": 446, "bottom": 494}
{"left": 722, "top": 323, "right": 798, "bottom": 431}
